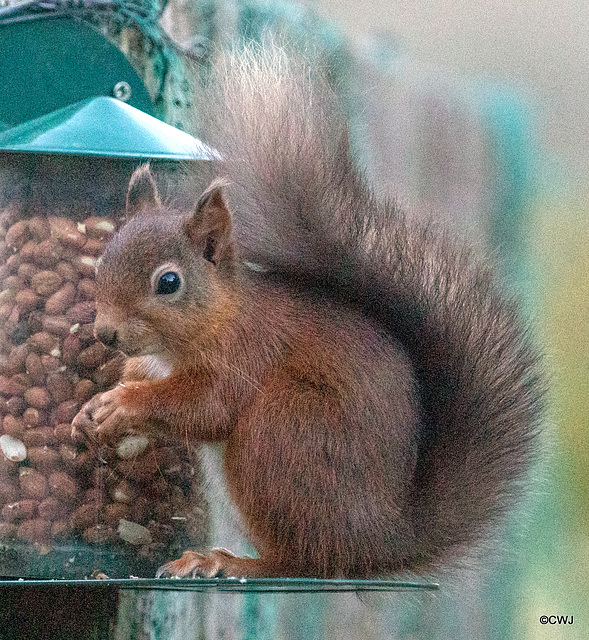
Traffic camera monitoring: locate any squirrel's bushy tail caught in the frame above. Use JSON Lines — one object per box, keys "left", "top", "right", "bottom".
{"left": 197, "top": 43, "right": 544, "bottom": 568}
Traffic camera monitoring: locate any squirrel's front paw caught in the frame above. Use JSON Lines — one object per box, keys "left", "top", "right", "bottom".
{"left": 72, "top": 384, "right": 144, "bottom": 444}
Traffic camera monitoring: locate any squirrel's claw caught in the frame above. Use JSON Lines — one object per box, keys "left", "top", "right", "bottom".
{"left": 70, "top": 411, "right": 94, "bottom": 441}
{"left": 94, "top": 385, "right": 145, "bottom": 443}
{"left": 72, "top": 386, "right": 140, "bottom": 444}
{"left": 71, "top": 392, "right": 104, "bottom": 442}
{"left": 156, "top": 549, "right": 242, "bottom": 579}
{"left": 156, "top": 550, "right": 216, "bottom": 579}
{"left": 94, "top": 407, "right": 138, "bottom": 443}
{"left": 92, "top": 388, "right": 121, "bottom": 424}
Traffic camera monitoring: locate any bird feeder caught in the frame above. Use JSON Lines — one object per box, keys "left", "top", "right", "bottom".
{"left": 0, "top": 97, "right": 213, "bottom": 579}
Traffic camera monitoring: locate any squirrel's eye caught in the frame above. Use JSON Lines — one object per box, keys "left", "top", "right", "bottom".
{"left": 156, "top": 271, "right": 181, "bottom": 295}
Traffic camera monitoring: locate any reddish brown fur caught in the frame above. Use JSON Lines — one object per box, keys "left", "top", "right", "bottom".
{"left": 74, "top": 45, "right": 544, "bottom": 579}
{"left": 92, "top": 268, "right": 421, "bottom": 577}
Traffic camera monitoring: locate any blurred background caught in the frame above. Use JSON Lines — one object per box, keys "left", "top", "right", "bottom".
{"left": 1, "top": 0, "right": 587, "bottom": 638}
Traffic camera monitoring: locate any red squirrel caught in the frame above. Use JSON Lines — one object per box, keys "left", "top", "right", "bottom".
{"left": 72, "top": 45, "right": 544, "bottom": 579}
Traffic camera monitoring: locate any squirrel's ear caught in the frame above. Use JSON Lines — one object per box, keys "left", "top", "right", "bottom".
{"left": 184, "top": 180, "right": 232, "bottom": 266}
{"left": 126, "top": 164, "right": 161, "bottom": 218}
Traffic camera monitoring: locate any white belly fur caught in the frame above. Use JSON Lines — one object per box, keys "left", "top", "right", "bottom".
{"left": 140, "top": 355, "right": 173, "bottom": 380}
{"left": 138, "top": 355, "right": 249, "bottom": 553}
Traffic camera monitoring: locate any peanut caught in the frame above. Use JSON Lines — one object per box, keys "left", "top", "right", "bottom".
{"left": 27, "top": 446, "right": 61, "bottom": 471}
{"left": 5, "top": 221, "right": 29, "bottom": 250}
{"left": 24, "top": 387, "right": 51, "bottom": 410}
{"left": 31, "top": 270, "right": 63, "bottom": 297}
{"left": 44, "top": 282, "right": 76, "bottom": 315}
{"left": 1, "top": 499, "right": 38, "bottom": 522}
{"left": 19, "top": 468, "right": 49, "bottom": 500}
{"left": 25, "top": 353, "right": 45, "bottom": 386}
{"left": 28, "top": 217, "right": 50, "bottom": 242}
{"left": 17, "top": 518, "right": 52, "bottom": 543}
{"left": 45, "top": 372, "right": 74, "bottom": 403}
{"left": 48, "top": 471, "right": 77, "bottom": 501}
{"left": 66, "top": 301, "right": 96, "bottom": 324}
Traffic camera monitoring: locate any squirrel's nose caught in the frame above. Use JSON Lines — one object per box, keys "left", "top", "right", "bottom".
{"left": 95, "top": 326, "right": 118, "bottom": 349}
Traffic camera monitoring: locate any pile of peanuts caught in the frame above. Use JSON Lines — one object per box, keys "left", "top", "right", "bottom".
{"left": 0, "top": 203, "right": 205, "bottom": 574}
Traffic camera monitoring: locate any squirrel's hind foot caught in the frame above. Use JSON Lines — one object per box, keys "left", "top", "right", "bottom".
{"left": 156, "top": 548, "right": 270, "bottom": 579}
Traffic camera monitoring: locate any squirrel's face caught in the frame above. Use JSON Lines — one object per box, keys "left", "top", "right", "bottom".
{"left": 93, "top": 165, "right": 237, "bottom": 361}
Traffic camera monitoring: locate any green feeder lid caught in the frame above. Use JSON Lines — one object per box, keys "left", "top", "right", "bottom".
{"left": 0, "top": 97, "right": 214, "bottom": 161}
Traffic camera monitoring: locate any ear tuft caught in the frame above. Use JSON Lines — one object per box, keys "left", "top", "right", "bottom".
{"left": 126, "top": 164, "right": 161, "bottom": 218}
{"left": 184, "top": 179, "right": 232, "bottom": 266}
